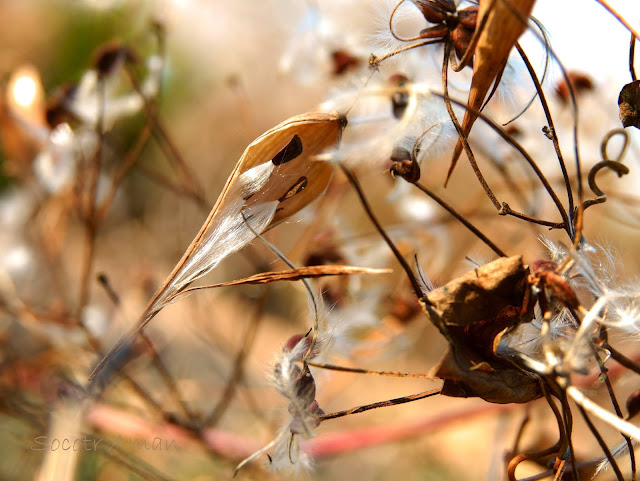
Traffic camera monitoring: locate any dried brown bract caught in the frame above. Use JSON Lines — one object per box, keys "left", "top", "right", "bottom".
{"left": 446, "top": 0, "right": 536, "bottom": 184}
{"left": 420, "top": 256, "right": 541, "bottom": 403}
{"left": 331, "top": 50, "right": 360, "bottom": 76}
{"left": 618, "top": 79, "right": 640, "bottom": 128}
{"left": 411, "top": 0, "right": 478, "bottom": 64}
{"left": 554, "top": 71, "right": 594, "bottom": 104}
{"left": 389, "top": 145, "right": 421, "bottom": 183}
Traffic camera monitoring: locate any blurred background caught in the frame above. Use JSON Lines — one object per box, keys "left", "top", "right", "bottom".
{"left": 1, "top": 1, "right": 640, "bottom": 480}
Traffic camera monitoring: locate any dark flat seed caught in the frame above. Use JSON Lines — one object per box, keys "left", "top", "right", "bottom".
{"left": 272, "top": 135, "right": 303, "bottom": 165}
{"left": 278, "top": 176, "right": 308, "bottom": 202}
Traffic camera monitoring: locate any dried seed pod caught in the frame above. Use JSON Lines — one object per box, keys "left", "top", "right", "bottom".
{"left": 290, "top": 364, "right": 317, "bottom": 408}
{"left": 446, "top": 0, "right": 536, "bottom": 184}
{"left": 554, "top": 71, "right": 594, "bottom": 104}
{"left": 618, "top": 80, "right": 640, "bottom": 129}
{"left": 451, "top": 22, "right": 474, "bottom": 61}
{"left": 531, "top": 260, "right": 580, "bottom": 311}
{"left": 91, "top": 111, "right": 347, "bottom": 382}
{"left": 389, "top": 146, "right": 421, "bottom": 183}
{"left": 420, "top": 256, "right": 541, "bottom": 403}
{"left": 433, "top": 0, "right": 456, "bottom": 14}
{"left": 458, "top": 7, "right": 478, "bottom": 30}
{"left": 411, "top": 0, "right": 448, "bottom": 24}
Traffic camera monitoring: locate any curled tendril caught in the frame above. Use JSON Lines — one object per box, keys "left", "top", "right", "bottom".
{"left": 389, "top": 0, "right": 426, "bottom": 43}
{"left": 503, "top": 16, "right": 551, "bottom": 126}
{"left": 600, "top": 128, "right": 629, "bottom": 163}
{"left": 582, "top": 129, "right": 630, "bottom": 210}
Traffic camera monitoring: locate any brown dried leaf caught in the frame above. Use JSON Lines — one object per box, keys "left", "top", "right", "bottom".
{"left": 421, "top": 256, "right": 541, "bottom": 403}
{"left": 180, "top": 265, "right": 391, "bottom": 294}
{"left": 446, "top": 0, "right": 536, "bottom": 184}
{"left": 619, "top": 80, "right": 640, "bottom": 129}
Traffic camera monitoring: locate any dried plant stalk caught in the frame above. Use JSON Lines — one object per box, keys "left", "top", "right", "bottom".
{"left": 179, "top": 265, "right": 391, "bottom": 294}
{"left": 446, "top": 0, "right": 536, "bottom": 183}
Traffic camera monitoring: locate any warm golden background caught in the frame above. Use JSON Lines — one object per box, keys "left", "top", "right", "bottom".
{"left": 1, "top": 1, "right": 640, "bottom": 480}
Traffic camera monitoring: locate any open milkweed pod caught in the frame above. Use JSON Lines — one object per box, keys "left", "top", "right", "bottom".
{"left": 90, "top": 111, "right": 347, "bottom": 383}
{"left": 445, "top": 0, "right": 536, "bottom": 185}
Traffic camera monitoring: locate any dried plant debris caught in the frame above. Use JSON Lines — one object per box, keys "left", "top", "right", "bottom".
{"left": 446, "top": 0, "right": 536, "bottom": 184}
{"left": 91, "top": 111, "right": 347, "bottom": 381}
{"left": 3, "top": 2, "right": 640, "bottom": 481}
{"left": 554, "top": 71, "right": 594, "bottom": 104}
{"left": 420, "top": 256, "right": 541, "bottom": 404}
{"left": 619, "top": 80, "right": 640, "bottom": 128}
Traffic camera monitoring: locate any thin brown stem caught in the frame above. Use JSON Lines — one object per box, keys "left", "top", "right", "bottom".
{"left": 502, "top": 3, "right": 583, "bottom": 243}
{"left": 631, "top": 33, "right": 638, "bottom": 82}
{"left": 308, "top": 362, "right": 433, "bottom": 379}
{"left": 76, "top": 78, "right": 106, "bottom": 318}
{"left": 509, "top": 406, "right": 531, "bottom": 461}
{"left": 97, "top": 273, "right": 120, "bottom": 305}
{"left": 318, "top": 389, "right": 440, "bottom": 422}
{"left": 97, "top": 123, "right": 153, "bottom": 221}
{"left": 432, "top": 91, "right": 571, "bottom": 235}
{"left": 593, "top": 344, "right": 636, "bottom": 481}
{"left": 413, "top": 181, "right": 507, "bottom": 257}
{"left": 442, "top": 40, "right": 501, "bottom": 207}
{"left": 514, "top": 459, "right": 611, "bottom": 481}
{"left": 339, "top": 163, "right": 430, "bottom": 302}
{"left": 124, "top": 64, "right": 207, "bottom": 209}
{"left": 595, "top": 0, "right": 640, "bottom": 44}
{"left": 515, "top": 43, "right": 574, "bottom": 231}
{"left": 204, "top": 290, "right": 268, "bottom": 427}
{"left": 559, "top": 390, "right": 579, "bottom": 481}
{"left": 370, "top": 38, "right": 446, "bottom": 67}
{"left": 474, "top": 142, "right": 535, "bottom": 215}
{"left": 607, "top": 343, "right": 640, "bottom": 377}
{"left": 577, "top": 404, "right": 625, "bottom": 481}
{"left": 498, "top": 203, "right": 565, "bottom": 229}
{"left": 503, "top": 18, "right": 551, "bottom": 126}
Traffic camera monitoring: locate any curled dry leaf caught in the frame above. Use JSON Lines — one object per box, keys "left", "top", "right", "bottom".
{"left": 446, "top": 0, "right": 536, "bottom": 184}
{"left": 618, "top": 80, "right": 640, "bottom": 129}
{"left": 90, "top": 111, "right": 347, "bottom": 382}
{"left": 179, "top": 265, "right": 392, "bottom": 294}
{"left": 420, "top": 256, "right": 541, "bottom": 404}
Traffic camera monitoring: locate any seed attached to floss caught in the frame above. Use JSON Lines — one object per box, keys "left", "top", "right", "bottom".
{"left": 90, "top": 111, "right": 347, "bottom": 382}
